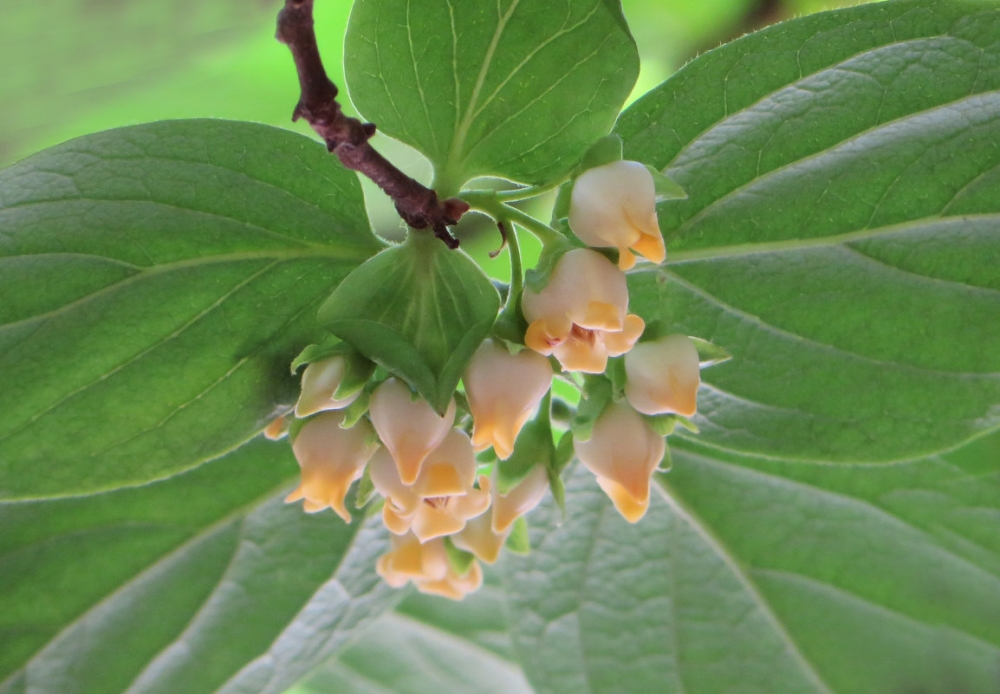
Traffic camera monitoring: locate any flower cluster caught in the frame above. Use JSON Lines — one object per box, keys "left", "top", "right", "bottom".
{"left": 278, "top": 160, "right": 711, "bottom": 600}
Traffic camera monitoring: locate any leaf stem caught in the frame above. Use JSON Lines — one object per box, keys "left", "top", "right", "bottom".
{"left": 493, "top": 180, "right": 563, "bottom": 203}
{"left": 460, "top": 190, "right": 564, "bottom": 247}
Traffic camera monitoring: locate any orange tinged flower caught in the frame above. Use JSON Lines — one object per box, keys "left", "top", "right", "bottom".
{"left": 285, "top": 411, "right": 379, "bottom": 522}
{"left": 522, "top": 249, "right": 644, "bottom": 373}
{"left": 376, "top": 533, "right": 483, "bottom": 600}
{"left": 624, "top": 334, "right": 701, "bottom": 417}
{"left": 569, "top": 160, "right": 665, "bottom": 270}
{"left": 369, "top": 430, "right": 489, "bottom": 542}
{"left": 369, "top": 378, "right": 456, "bottom": 485}
{"left": 464, "top": 339, "right": 553, "bottom": 460}
{"left": 294, "top": 356, "right": 361, "bottom": 417}
{"left": 574, "top": 402, "right": 664, "bottom": 523}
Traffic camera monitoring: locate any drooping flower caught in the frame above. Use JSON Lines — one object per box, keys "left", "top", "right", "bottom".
{"left": 376, "top": 533, "right": 484, "bottom": 600}
{"left": 376, "top": 531, "right": 449, "bottom": 588}
{"left": 568, "top": 160, "right": 665, "bottom": 271}
{"left": 464, "top": 339, "right": 553, "bottom": 459}
{"left": 624, "top": 334, "right": 700, "bottom": 417}
{"left": 522, "top": 248, "right": 645, "bottom": 373}
{"left": 369, "top": 378, "right": 456, "bottom": 485}
{"left": 414, "top": 557, "right": 484, "bottom": 601}
{"left": 294, "top": 356, "right": 361, "bottom": 417}
{"left": 369, "top": 429, "right": 489, "bottom": 542}
{"left": 285, "top": 411, "right": 379, "bottom": 522}
{"left": 574, "top": 402, "right": 664, "bottom": 523}
{"left": 451, "top": 466, "right": 549, "bottom": 564}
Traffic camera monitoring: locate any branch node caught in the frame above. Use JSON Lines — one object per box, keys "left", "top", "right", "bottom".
{"left": 277, "top": 0, "right": 465, "bottom": 247}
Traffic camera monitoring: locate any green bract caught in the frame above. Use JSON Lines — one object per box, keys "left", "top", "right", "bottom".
{"left": 318, "top": 233, "right": 501, "bottom": 414}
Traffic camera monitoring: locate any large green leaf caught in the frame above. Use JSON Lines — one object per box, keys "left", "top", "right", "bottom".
{"left": 0, "top": 436, "right": 398, "bottom": 694}
{"left": 0, "top": 119, "right": 382, "bottom": 500}
{"left": 296, "top": 574, "right": 534, "bottom": 694}
{"left": 501, "top": 432, "right": 1000, "bottom": 694}
{"left": 318, "top": 232, "right": 500, "bottom": 413}
{"left": 343, "top": 0, "right": 639, "bottom": 193}
{"left": 616, "top": 0, "right": 1000, "bottom": 462}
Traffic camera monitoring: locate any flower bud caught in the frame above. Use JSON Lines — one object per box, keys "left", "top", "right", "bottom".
{"left": 574, "top": 402, "right": 664, "bottom": 523}
{"left": 490, "top": 465, "right": 549, "bottom": 534}
{"left": 285, "top": 411, "right": 379, "bottom": 522}
{"left": 294, "top": 356, "right": 360, "bottom": 418}
{"left": 415, "top": 557, "right": 484, "bottom": 601}
{"left": 569, "top": 160, "right": 665, "bottom": 270}
{"left": 624, "top": 334, "right": 700, "bottom": 417}
{"left": 464, "top": 340, "right": 553, "bottom": 459}
{"left": 523, "top": 249, "right": 644, "bottom": 373}
{"left": 369, "top": 378, "right": 456, "bottom": 485}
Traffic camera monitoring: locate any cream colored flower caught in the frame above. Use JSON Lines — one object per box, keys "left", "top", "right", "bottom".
{"left": 376, "top": 533, "right": 484, "bottom": 600}
{"left": 453, "top": 466, "right": 549, "bottom": 563}
{"left": 624, "top": 334, "right": 700, "bottom": 417}
{"left": 376, "top": 532, "right": 449, "bottom": 588}
{"left": 569, "top": 160, "right": 665, "bottom": 271}
{"left": 294, "top": 356, "right": 361, "bottom": 417}
{"left": 464, "top": 339, "right": 553, "bottom": 459}
{"left": 574, "top": 402, "right": 664, "bottom": 523}
{"left": 369, "top": 430, "right": 489, "bottom": 542}
{"left": 415, "top": 558, "right": 484, "bottom": 601}
{"left": 522, "top": 249, "right": 645, "bottom": 373}
{"left": 369, "top": 378, "right": 456, "bottom": 485}
{"left": 285, "top": 411, "right": 379, "bottom": 522}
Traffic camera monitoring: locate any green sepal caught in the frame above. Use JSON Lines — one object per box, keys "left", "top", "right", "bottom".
{"left": 659, "top": 440, "right": 673, "bottom": 472}
{"left": 645, "top": 413, "right": 700, "bottom": 437}
{"left": 505, "top": 516, "right": 531, "bottom": 555}
{"left": 571, "top": 375, "right": 614, "bottom": 442}
{"left": 496, "top": 418, "right": 554, "bottom": 495}
{"left": 524, "top": 236, "right": 576, "bottom": 295}
{"left": 354, "top": 464, "right": 378, "bottom": 509}
{"left": 646, "top": 165, "right": 687, "bottom": 201}
{"left": 290, "top": 341, "right": 377, "bottom": 404}
{"left": 339, "top": 391, "right": 371, "bottom": 429}
{"left": 690, "top": 336, "right": 733, "bottom": 368}
{"left": 554, "top": 431, "right": 575, "bottom": 474}
{"left": 606, "top": 357, "right": 627, "bottom": 398}
{"left": 547, "top": 465, "right": 567, "bottom": 516}
{"left": 287, "top": 415, "right": 310, "bottom": 445}
{"left": 443, "top": 537, "right": 477, "bottom": 577}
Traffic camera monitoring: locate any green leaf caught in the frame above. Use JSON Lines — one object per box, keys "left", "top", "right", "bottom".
{"left": 318, "top": 232, "right": 500, "bottom": 414}
{"left": 501, "top": 431, "right": 1000, "bottom": 694}
{"left": 296, "top": 571, "right": 534, "bottom": 694}
{"left": 617, "top": 0, "right": 1000, "bottom": 462}
{"left": 0, "top": 437, "right": 399, "bottom": 694}
{"left": 0, "top": 120, "right": 381, "bottom": 500}
{"left": 343, "top": 0, "right": 640, "bottom": 192}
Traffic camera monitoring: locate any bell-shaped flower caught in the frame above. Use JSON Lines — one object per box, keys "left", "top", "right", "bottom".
{"left": 414, "top": 557, "right": 484, "bottom": 601}
{"left": 294, "top": 356, "right": 361, "bottom": 417}
{"left": 369, "top": 429, "right": 489, "bottom": 542}
{"left": 285, "top": 411, "right": 379, "bottom": 522}
{"left": 376, "top": 533, "right": 484, "bottom": 600}
{"left": 574, "top": 402, "right": 664, "bottom": 523}
{"left": 569, "top": 160, "right": 665, "bottom": 271}
{"left": 453, "top": 466, "right": 549, "bottom": 563}
{"left": 464, "top": 339, "right": 553, "bottom": 459}
{"left": 376, "top": 531, "right": 449, "bottom": 588}
{"left": 369, "top": 378, "right": 456, "bottom": 485}
{"left": 624, "top": 334, "right": 700, "bottom": 417}
{"left": 523, "top": 248, "right": 645, "bottom": 373}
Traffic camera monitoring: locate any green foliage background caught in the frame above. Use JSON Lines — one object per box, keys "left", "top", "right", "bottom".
{"left": 3, "top": 2, "right": 1000, "bottom": 694}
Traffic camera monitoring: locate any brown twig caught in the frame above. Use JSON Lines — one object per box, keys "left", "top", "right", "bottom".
{"left": 276, "top": 0, "right": 467, "bottom": 248}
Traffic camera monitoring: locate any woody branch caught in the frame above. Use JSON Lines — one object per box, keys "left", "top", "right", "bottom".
{"left": 276, "top": 0, "right": 468, "bottom": 248}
